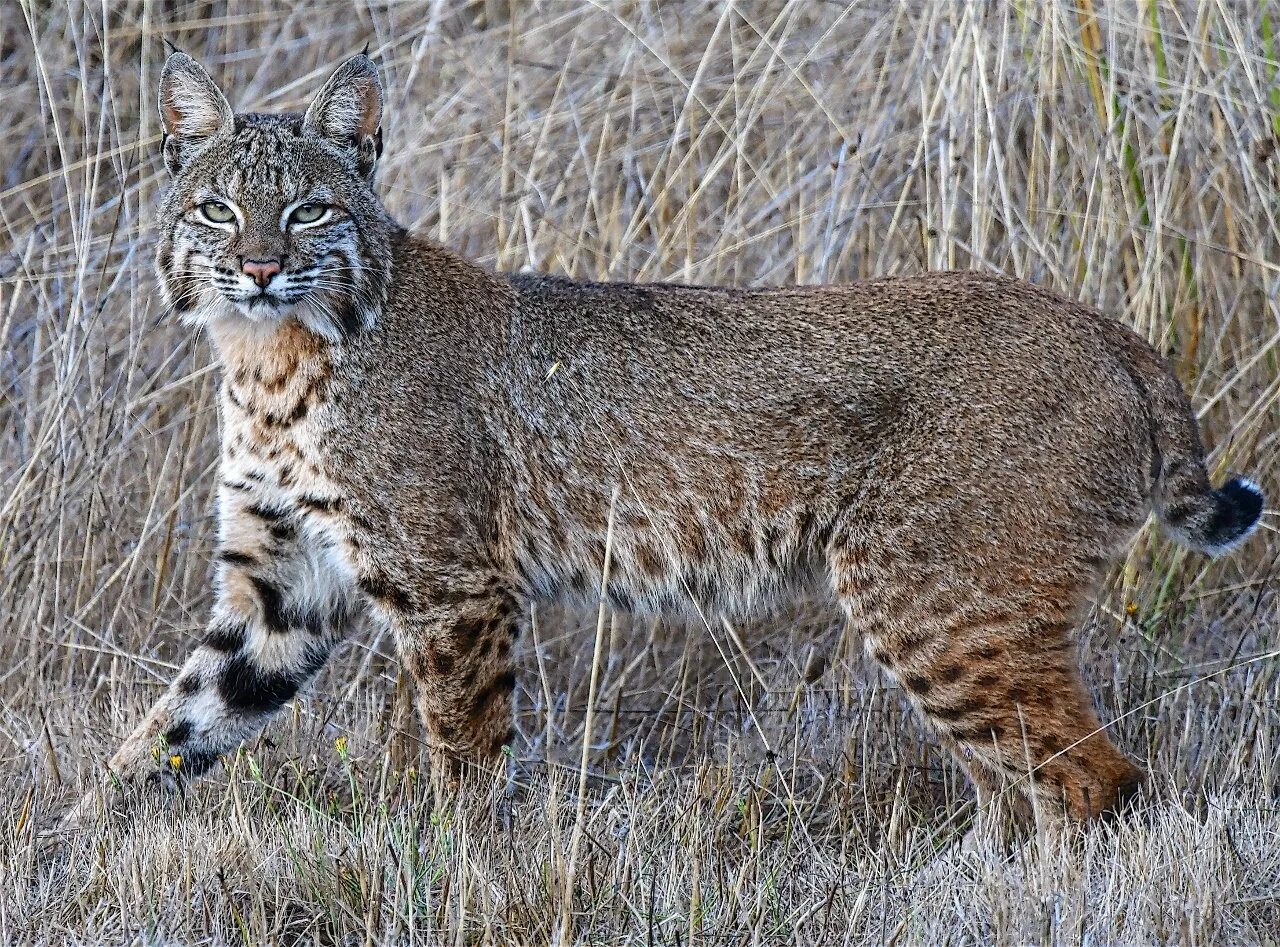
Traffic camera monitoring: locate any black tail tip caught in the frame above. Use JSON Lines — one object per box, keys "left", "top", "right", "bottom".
{"left": 1204, "top": 476, "right": 1265, "bottom": 554}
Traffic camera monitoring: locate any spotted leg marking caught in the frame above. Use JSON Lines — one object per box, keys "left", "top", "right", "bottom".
{"left": 362, "top": 568, "right": 519, "bottom": 782}
{"left": 68, "top": 499, "right": 358, "bottom": 823}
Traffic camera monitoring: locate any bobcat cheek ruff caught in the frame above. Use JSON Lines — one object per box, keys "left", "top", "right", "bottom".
{"left": 73, "top": 51, "right": 1264, "bottom": 831}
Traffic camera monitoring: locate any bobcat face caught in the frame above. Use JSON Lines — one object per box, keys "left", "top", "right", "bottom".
{"left": 154, "top": 54, "right": 393, "bottom": 342}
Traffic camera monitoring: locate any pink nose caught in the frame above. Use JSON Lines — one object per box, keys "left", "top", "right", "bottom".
{"left": 242, "top": 258, "right": 282, "bottom": 288}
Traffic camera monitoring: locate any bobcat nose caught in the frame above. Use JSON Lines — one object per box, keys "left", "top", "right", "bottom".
{"left": 242, "top": 258, "right": 282, "bottom": 288}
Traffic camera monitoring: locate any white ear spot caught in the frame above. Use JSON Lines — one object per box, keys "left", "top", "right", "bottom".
{"left": 159, "top": 53, "right": 233, "bottom": 140}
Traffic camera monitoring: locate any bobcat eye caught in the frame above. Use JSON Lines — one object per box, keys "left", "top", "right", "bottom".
{"left": 289, "top": 203, "right": 329, "bottom": 226}
{"left": 198, "top": 201, "right": 236, "bottom": 225}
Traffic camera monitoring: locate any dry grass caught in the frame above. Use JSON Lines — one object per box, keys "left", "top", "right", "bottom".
{"left": 3, "top": 0, "right": 1280, "bottom": 943}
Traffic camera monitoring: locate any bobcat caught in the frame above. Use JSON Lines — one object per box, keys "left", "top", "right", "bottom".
{"left": 75, "top": 52, "right": 1264, "bottom": 830}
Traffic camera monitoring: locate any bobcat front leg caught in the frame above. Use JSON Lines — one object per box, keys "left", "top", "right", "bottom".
{"left": 67, "top": 502, "right": 358, "bottom": 825}
{"left": 363, "top": 567, "right": 520, "bottom": 783}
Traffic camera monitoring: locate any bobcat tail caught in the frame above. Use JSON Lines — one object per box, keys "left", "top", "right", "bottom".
{"left": 1106, "top": 323, "right": 1265, "bottom": 556}
{"left": 1162, "top": 474, "right": 1265, "bottom": 555}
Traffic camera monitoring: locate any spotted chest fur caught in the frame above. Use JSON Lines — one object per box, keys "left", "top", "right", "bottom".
{"left": 214, "top": 316, "right": 344, "bottom": 521}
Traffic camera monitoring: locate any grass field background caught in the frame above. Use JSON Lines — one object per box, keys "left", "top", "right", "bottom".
{"left": 3, "top": 0, "right": 1280, "bottom": 942}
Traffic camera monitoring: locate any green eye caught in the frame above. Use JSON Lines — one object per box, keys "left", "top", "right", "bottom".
{"left": 199, "top": 201, "right": 236, "bottom": 224}
{"left": 290, "top": 203, "right": 328, "bottom": 225}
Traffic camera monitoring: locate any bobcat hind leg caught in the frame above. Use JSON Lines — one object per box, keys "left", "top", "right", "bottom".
{"left": 834, "top": 545, "right": 1145, "bottom": 829}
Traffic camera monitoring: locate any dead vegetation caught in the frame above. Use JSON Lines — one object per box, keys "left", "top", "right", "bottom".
{"left": 2, "top": 0, "right": 1279, "bottom": 943}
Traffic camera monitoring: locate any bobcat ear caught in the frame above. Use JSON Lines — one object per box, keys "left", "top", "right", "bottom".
{"left": 303, "top": 54, "right": 383, "bottom": 180}
{"left": 158, "top": 52, "right": 234, "bottom": 175}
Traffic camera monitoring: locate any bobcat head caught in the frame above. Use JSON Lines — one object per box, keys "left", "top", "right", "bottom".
{"left": 154, "top": 52, "right": 395, "bottom": 342}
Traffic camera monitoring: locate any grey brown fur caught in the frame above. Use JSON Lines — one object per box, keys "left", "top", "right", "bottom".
{"left": 71, "top": 53, "right": 1264, "bottom": 830}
